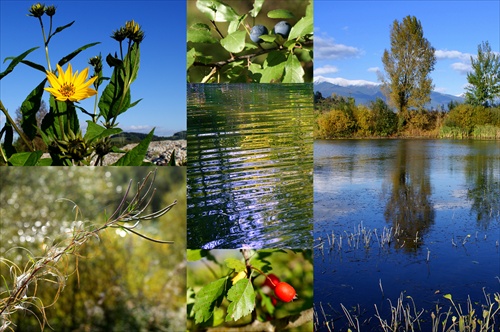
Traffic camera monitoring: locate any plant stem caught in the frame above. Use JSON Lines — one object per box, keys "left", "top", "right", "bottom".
{"left": 0, "top": 100, "right": 34, "bottom": 152}
{"left": 38, "top": 17, "right": 52, "bottom": 72}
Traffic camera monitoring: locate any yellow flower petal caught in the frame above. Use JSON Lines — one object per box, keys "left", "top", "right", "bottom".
{"left": 45, "top": 63, "right": 97, "bottom": 102}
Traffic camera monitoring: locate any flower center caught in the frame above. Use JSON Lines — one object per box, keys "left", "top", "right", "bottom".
{"left": 59, "top": 83, "right": 75, "bottom": 97}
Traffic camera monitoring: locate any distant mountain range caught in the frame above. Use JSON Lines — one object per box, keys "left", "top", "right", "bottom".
{"left": 314, "top": 76, "right": 464, "bottom": 110}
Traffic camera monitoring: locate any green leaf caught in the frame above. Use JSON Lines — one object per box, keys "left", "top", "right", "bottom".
{"left": 227, "top": 14, "right": 247, "bottom": 34}
{"left": 0, "top": 123, "right": 16, "bottom": 158}
{"left": 41, "top": 96, "right": 79, "bottom": 141}
{"left": 260, "top": 51, "right": 286, "bottom": 83}
{"left": 220, "top": 30, "right": 246, "bottom": 53}
{"left": 20, "top": 79, "right": 47, "bottom": 140}
{"left": 36, "top": 158, "right": 53, "bottom": 166}
{"left": 260, "top": 34, "right": 277, "bottom": 43}
{"left": 113, "top": 129, "right": 154, "bottom": 166}
{"left": 188, "top": 23, "right": 218, "bottom": 44}
{"left": 283, "top": 53, "right": 304, "bottom": 83}
{"left": 0, "top": 47, "right": 39, "bottom": 80}
{"left": 225, "top": 279, "right": 255, "bottom": 322}
{"left": 19, "top": 60, "right": 46, "bottom": 73}
{"left": 57, "top": 42, "right": 100, "bottom": 67}
{"left": 249, "top": 0, "right": 265, "bottom": 17}
{"left": 288, "top": 15, "right": 313, "bottom": 40}
{"left": 99, "top": 66, "right": 131, "bottom": 121}
{"left": 187, "top": 249, "right": 211, "bottom": 261}
{"left": 187, "top": 48, "right": 197, "bottom": 69}
{"left": 259, "top": 289, "right": 276, "bottom": 315}
{"left": 83, "top": 121, "right": 122, "bottom": 143}
{"left": 168, "top": 149, "right": 176, "bottom": 166}
{"left": 267, "top": 9, "right": 295, "bottom": 19}
{"left": 193, "top": 277, "right": 228, "bottom": 324}
{"left": 47, "top": 21, "right": 75, "bottom": 43}
{"left": 8, "top": 151, "right": 43, "bottom": 166}
{"left": 224, "top": 258, "right": 246, "bottom": 272}
{"left": 196, "top": 0, "right": 239, "bottom": 22}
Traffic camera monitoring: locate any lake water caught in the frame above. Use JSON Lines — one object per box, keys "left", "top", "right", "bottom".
{"left": 187, "top": 84, "right": 313, "bottom": 249}
{"left": 314, "top": 139, "right": 500, "bottom": 331}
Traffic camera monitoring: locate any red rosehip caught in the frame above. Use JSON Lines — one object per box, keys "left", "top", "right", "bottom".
{"left": 274, "top": 282, "right": 297, "bottom": 302}
{"left": 263, "top": 274, "right": 280, "bottom": 289}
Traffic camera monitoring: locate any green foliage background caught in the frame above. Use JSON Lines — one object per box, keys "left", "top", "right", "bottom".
{"left": 0, "top": 167, "right": 186, "bottom": 331}
{"left": 187, "top": 0, "right": 313, "bottom": 83}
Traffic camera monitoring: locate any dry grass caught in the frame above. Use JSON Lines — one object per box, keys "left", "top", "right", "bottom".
{"left": 0, "top": 170, "right": 177, "bottom": 331}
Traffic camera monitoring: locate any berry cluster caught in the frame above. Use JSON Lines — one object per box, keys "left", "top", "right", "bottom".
{"left": 250, "top": 21, "right": 292, "bottom": 43}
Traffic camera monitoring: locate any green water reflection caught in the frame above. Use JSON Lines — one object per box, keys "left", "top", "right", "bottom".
{"left": 187, "top": 84, "right": 313, "bottom": 249}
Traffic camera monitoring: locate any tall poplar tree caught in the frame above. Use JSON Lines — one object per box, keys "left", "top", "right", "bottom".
{"left": 465, "top": 41, "right": 500, "bottom": 107}
{"left": 381, "top": 15, "right": 436, "bottom": 128}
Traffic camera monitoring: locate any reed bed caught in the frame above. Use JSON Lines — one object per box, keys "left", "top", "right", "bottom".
{"left": 315, "top": 286, "right": 500, "bottom": 332}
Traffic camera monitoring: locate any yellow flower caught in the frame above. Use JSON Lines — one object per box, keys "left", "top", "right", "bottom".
{"left": 45, "top": 64, "right": 98, "bottom": 102}
{"left": 125, "top": 20, "right": 140, "bottom": 34}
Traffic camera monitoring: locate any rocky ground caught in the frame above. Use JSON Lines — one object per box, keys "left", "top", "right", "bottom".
{"left": 99, "top": 140, "right": 187, "bottom": 166}
{"left": 41, "top": 140, "right": 187, "bottom": 165}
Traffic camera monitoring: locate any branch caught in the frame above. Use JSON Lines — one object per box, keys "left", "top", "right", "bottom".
{"left": 192, "top": 39, "right": 314, "bottom": 69}
{"left": 206, "top": 308, "right": 313, "bottom": 332}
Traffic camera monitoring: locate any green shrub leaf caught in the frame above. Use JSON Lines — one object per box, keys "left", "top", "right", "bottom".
{"left": 288, "top": 15, "right": 313, "bottom": 40}
{"left": 193, "top": 277, "right": 227, "bottom": 324}
{"left": 249, "top": 0, "right": 265, "bottom": 17}
{"left": 224, "top": 258, "right": 246, "bottom": 272}
{"left": 188, "top": 23, "right": 218, "bottom": 44}
{"left": 267, "top": 9, "right": 294, "bottom": 19}
{"left": 283, "top": 53, "right": 304, "bottom": 83}
{"left": 196, "top": 0, "right": 239, "bottom": 22}
{"left": 220, "top": 30, "right": 246, "bottom": 53}
{"left": 260, "top": 51, "right": 286, "bottom": 83}
{"left": 225, "top": 279, "right": 255, "bottom": 322}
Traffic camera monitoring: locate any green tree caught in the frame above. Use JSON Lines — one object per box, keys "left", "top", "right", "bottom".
{"left": 465, "top": 41, "right": 500, "bottom": 107}
{"left": 381, "top": 15, "right": 436, "bottom": 129}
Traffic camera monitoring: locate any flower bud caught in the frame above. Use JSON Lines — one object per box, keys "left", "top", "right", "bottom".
{"left": 111, "top": 27, "right": 127, "bottom": 42}
{"left": 28, "top": 3, "right": 46, "bottom": 18}
{"left": 89, "top": 55, "right": 102, "bottom": 73}
{"left": 44, "top": 5, "right": 56, "bottom": 17}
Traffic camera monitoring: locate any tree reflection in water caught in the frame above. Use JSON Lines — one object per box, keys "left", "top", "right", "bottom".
{"left": 383, "top": 140, "right": 435, "bottom": 251}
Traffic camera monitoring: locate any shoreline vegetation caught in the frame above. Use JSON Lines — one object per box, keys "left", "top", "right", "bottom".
{"left": 314, "top": 94, "right": 500, "bottom": 140}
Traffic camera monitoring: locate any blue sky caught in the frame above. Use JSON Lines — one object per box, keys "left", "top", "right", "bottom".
{"left": 1, "top": 0, "right": 186, "bottom": 137}
{"left": 314, "top": 1, "right": 500, "bottom": 97}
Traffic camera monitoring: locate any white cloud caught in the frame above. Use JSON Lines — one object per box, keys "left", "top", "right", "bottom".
{"left": 314, "top": 65, "right": 339, "bottom": 75}
{"left": 314, "top": 76, "right": 380, "bottom": 87}
{"left": 367, "top": 67, "right": 380, "bottom": 73}
{"left": 451, "top": 62, "right": 471, "bottom": 74}
{"left": 315, "top": 35, "right": 362, "bottom": 60}
{"left": 435, "top": 50, "right": 472, "bottom": 61}
{"left": 434, "top": 87, "right": 447, "bottom": 93}
{"left": 127, "top": 125, "right": 154, "bottom": 133}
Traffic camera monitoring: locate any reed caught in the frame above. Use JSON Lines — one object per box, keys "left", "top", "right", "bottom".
{"left": 315, "top": 289, "right": 500, "bottom": 332}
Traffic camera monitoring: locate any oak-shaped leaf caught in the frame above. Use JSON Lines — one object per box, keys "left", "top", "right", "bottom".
{"left": 225, "top": 278, "right": 255, "bottom": 322}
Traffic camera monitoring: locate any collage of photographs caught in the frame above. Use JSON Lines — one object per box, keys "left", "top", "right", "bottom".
{"left": 0, "top": 0, "right": 499, "bottom": 331}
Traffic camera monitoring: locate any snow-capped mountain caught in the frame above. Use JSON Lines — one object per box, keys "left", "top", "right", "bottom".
{"left": 314, "top": 76, "right": 464, "bottom": 110}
